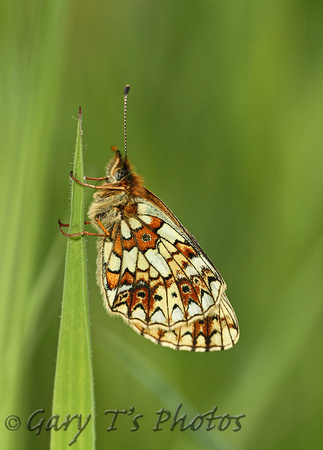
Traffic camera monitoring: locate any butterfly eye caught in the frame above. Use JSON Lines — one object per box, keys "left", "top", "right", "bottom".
{"left": 115, "top": 167, "right": 127, "bottom": 181}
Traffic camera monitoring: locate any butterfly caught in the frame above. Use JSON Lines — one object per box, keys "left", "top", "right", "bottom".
{"left": 59, "top": 85, "right": 239, "bottom": 352}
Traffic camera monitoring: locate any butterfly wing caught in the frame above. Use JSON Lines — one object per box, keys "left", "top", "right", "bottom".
{"left": 97, "top": 192, "right": 239, "bottom": 351}
{"left": 132, "top": 292, "right": 239, "bottom": 351}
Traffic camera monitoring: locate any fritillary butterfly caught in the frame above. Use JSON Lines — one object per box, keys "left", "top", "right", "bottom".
{"left": 60, "top": 85, "right": 239, "bottom": 352}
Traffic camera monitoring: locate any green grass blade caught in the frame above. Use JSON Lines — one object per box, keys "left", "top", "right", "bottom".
{"left": 51, "top": 109, "right": 95, "bottom": 449}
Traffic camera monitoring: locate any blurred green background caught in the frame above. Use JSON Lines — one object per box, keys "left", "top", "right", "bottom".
{"left": 1, "top": 1, "right": 323, "bottom": 449}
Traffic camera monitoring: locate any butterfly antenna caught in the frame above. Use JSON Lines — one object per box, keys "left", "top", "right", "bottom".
{"left": 123, "top": 84, "right": 130, "bottom": 159}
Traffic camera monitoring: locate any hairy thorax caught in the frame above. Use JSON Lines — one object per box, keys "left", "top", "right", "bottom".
{"left": 88, "top": 189, "right": 134, "bottom": 232}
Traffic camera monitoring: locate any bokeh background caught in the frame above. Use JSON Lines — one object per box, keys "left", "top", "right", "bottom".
{"left": 1, "top": 1, "right": 323, "bottom": 449}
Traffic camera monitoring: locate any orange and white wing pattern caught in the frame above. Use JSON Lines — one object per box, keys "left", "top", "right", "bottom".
{"left": 97, "top": 197, "right": 239, "bottom": 351}
{"left": 132, "top": 293, "right": 238, "bottom": 351}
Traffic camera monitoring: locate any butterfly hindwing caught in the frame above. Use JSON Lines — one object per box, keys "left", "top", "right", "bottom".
{"left": 131, "top": 291, "right": 239, "bottom": 351}
{"left": 97, "top": 194, "right": 239, "bottom": 352}
{"left": 100, "top": 216, "right": 218, "bottom": 328}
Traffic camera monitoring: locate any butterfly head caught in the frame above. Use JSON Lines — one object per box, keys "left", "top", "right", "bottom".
{"left": 104, "top": 146, "right": 129, "bottom": 183}
{"left": 103, "top": 146, "right": 142, "bottom": 191}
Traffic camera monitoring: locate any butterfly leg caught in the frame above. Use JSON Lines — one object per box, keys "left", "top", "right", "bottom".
{"left": 70, "top": 171, "right": 126, "bottom": 191}
{"left": 58, "top": 219, "right": 107, "bottom": 237}
{"left": 94, "top": 218, "right": 111, "bottom": 235}
{"left": 69, "top": 171, "right": 105, "bottom": 189}
{"left": 84, "top": 176, "right": 106, "bottom": 181}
